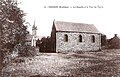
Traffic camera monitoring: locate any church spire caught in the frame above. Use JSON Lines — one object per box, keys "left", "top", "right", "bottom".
{"left": 32, "top": 20, "right": 37, "bottom": 35}
{"left": 32, "top": 20, "right": 37, "bottom": 30}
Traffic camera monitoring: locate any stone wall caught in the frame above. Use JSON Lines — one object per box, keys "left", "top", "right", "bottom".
{"left": 56, "top": 32, "right": 101, "bottom": 52}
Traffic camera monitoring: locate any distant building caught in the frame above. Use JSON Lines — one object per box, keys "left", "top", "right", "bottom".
{"left": 108, "top": 34, "right": 120, "bottom": 49}
{"left": 51, "top": 20, "right": 101, "bottom": 52}
{"left": 26, "top": 21, "right": 41, "bottom": 47}
{"left": 26, "top": 34, "right": 34, "bottom": 46}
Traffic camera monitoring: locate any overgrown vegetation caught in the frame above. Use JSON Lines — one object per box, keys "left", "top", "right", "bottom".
{"left": 37, "top": 36, "right": 52, "bottom": 53}
{"left": 1, "top": 49, "right": 120, "bottom": 77}
{"left": 18, "top": 45, "right": 36, "bottom": 57}
{"left": 0, "top": 0, "right": 35, "bottom": 70}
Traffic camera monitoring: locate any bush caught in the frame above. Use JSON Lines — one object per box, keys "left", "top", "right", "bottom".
{"left": 18, "top": 45, "right": 36, "bottom": 57}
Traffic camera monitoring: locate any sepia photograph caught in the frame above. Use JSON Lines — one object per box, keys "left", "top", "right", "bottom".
{"left": 0, "top": 0, "right": 120, "bottom": 77}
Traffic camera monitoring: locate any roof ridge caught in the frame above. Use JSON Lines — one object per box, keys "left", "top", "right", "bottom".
{"left": 55, "top": 21, "right": 94, "bottom": 26}
{"left": 54, "top": 20, "right": 100, "bottom": 33}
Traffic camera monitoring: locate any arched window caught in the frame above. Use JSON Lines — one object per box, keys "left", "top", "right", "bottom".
{"left": 91, "top": 35, "right": 95, "bottom": 43}
{"left": 64, "top": 34, "right": 68, "bottom": 42}
{"left": 79, "top": 35, "right": 82, "bottom": 42}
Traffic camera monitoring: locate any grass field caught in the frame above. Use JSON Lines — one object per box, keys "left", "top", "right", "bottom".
{"left": 1, "top": 49, "right": 120, "bottom": 77}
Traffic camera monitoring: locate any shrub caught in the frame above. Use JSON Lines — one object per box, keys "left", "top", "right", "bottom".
{"left": 18, "top": 45, "right": 36, "bottom": 57}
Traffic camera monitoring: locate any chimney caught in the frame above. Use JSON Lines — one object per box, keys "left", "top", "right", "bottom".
{"left": 114, "top": 34, "right": 117, "bottom": 37}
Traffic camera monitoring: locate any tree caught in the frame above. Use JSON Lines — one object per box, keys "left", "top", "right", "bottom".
{"left": 0, "top": 0, "right": 28, "bottom": 68}
{"left": 101, "top": 34, "right": 107, "bottom": 46}
{"left": 38, "top": 36, "right": 52, "bottom": 53}
{"left": 101, "top": 34, "right": 107, "bottom": 49}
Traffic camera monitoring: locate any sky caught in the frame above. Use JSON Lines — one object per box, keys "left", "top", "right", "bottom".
{"left": 18, "top": 0, "right": 120, "bottom": 39}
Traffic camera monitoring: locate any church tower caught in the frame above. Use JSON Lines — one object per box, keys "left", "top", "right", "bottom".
{"left": 32, "top": 21, "right": 37, "bottom": 47}
{"left": 32, "top": 21, "right": 37, "bottom": 36}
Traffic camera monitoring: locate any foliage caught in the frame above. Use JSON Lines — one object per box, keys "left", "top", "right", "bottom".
{"left": 0, "top": 0, "right": 27, "bottom": 51}
{"left": 37, "top": 36, "right": 52, "bottom": 53}
{"left": 18, "top": 45, "right": 36, "bottom": 57}
{"left": 0, "top": 0, "right": 29, "bottom": 67}
{"left": 101, "top": 34, "right": 107, "bottom": 46}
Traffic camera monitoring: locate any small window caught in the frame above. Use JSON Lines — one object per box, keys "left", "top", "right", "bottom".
{"left": 79, "top": 35, "right": 82, "bottom": 42}
{"left": 64, "top": 34, "right": 68, "bottom": 42}
{"left": 91, "top": 35, "right": 95, "bottom": 43}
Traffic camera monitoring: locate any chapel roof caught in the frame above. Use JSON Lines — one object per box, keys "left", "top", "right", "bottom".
{"left": 53, "top": 21, "right": 100, "bottom": 33}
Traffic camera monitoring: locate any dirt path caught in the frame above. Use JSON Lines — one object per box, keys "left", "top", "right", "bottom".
{"left": 1, "top": 49, "right": 120, "bottom": 77}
